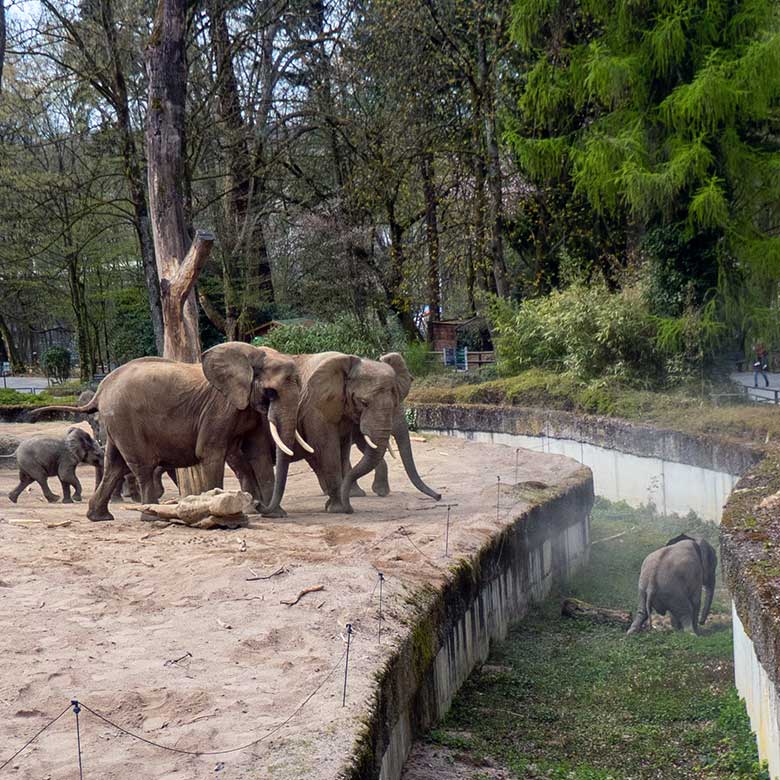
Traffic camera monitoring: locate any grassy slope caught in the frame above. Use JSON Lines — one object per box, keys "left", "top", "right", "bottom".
{"left": 423, "top": 500, "right": 767, "bottom": 780}
{"left": 409, "top": 369, "right": 780, "bottom": 446}
{"left": 0, "top": 389, "right": 78, "bottom": 407}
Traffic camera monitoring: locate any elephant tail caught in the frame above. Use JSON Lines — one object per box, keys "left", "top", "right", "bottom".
{"left": 29, "top": 397, "right": 100, "bottom": 420}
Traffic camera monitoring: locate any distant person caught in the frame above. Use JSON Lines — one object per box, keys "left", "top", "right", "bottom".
{"left": 754, "top": 343, "right": 770, "bottom": 388}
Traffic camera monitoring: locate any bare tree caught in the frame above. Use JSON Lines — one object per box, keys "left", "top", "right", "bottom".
{"left": 146, "top": 0, "right": 214, "bottom": 494}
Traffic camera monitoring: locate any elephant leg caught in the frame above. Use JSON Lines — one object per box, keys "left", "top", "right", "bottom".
{"left": 87, "top": 440, "right": 129, "bottom": 522}
{"left": 130, "top": 465, "right": 164, "bottom": 504}
{"left": 121, "top": 474, "right": 142, "bottom": 502}
{"left": 26, "top": 464, "right": 58, "bottom": 503}
{"left": 315, "top": 432, "right": 348, "bottom": 513}
{"left": 316, "top": 471, "right": 330, "bottom": 496}
{"left": 110, "top": 480, "right": 125, "bottom": 503}
{"left": 9, "top": 471, "right": 34, "bottom": 503}
{"left": 59, "top": 478, "right": 72, "bottom": 503}
{"left": 153, "top": 467, "right": 166, "bottom": 501}
{"left": 371, "top": 458, "right": 390, "bottom": 497}
{"left": 670, "top": 613, "right": 683, "bottom": 630}
{"left": 627, "top": 587, "right": 649, "bottom": 635}
{"left": 688, "top": 593, "right": 701, "bottom": 635}
{"left": 58, "top": 463, "right": 81, "bottom": 503}
{"left": 344, "top": 438, "right": 366, "bottom": 498}
{"left": 227, "top": 437, "right": 269, "bottom": 505}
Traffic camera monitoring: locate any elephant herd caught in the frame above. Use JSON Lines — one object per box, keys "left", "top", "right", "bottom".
{"left": 8, "top": 346, "right": 719, "bottom": 635}
{"left": 27, "top": 343, "right": 441, "bottom": 522}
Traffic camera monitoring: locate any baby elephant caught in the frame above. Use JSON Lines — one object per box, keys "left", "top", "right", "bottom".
{"left": 8, "top": 427, "right": 104, "bottom": 504}
{"left": 627, "top": 533, "right": 717, "bottom": 635}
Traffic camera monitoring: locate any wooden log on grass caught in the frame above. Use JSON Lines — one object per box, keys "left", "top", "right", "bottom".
{"left": 561, "top": 598, "right": 632, "bottom": 626}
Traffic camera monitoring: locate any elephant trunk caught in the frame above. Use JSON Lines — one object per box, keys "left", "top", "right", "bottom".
{"left": 260, "top": 401, "right": 297, "bottom": 515}
{"left": 262, "top": 452, "right": 290, "bottom": 517}
{"left": 392, "top": 409, "right": 441, "bottom": 501}
{"left": 267, "top": 400, "right": 297, "bottom": 457}
{"left": 340, "top": 444, "right": 385, "bottom": 512}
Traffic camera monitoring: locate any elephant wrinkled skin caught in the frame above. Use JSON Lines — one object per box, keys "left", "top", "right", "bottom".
{"left": 33, "top": 343, "right": 301, "bottom": 522}
{"left": 265, "top": 351, "right": 441, "bottom": 516}
{"left": 627, "top": 534, "right": 717, "bottom": 635}
{"left": 7, "top": 427, "right": 104, "bottom": 504}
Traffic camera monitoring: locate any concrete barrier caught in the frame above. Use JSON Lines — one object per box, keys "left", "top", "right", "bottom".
{"left": 343, "top": 469, "right": 593, "bottom": 779}
{"left": 411, "top": 401, "right": 780, "bottom": 778}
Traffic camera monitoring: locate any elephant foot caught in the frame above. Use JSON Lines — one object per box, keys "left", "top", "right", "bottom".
{"left": 261, "top": 506, "right": 288, "bottom": 519}
{"left": 62, "top": 497, "right": 73, "bottom": 504}
{"left": 325, "top": 497, "right": 353, "bottom": 514}
{"left": 87, "top": 508, "right": 114, "bottom": 522}
{"left": 350, "top": 484, "right": 366, "bottom": 498}
{"left": 8, "top": 493, "right": 18, "bottom": 504}
{"left": 73, "top": 494, "right": 82, "bottom": 502}
{"left": 371, "top": 482, "right": 390, "bottom": 497}
{"left": 45, "top": 494, "right": 59, "bottom": 504}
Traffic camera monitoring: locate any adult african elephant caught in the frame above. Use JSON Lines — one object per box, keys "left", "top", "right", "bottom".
{"left": 626, "top": 534, "right": 717, "bottom": 635}
{"left": 33, "top": 343, "right": 305, "bottom": 521}
{"left": 349, "top": 352, "right": 441, "bottom": 501}
{"left": 263, "top": 351, "right": 441, "bottom": 516}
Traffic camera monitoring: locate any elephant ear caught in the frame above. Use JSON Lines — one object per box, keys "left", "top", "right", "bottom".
{"left": 65, "top": 427, "right": 89, "bottom": 460}
{"left": 380, "top": 352, "right": 413, "bottom": 400}
{"left": 202, "top": 342, "right": 259, "bottom": 410}
{"left": 300, "top": 352, "right": 360, "bottom": 424}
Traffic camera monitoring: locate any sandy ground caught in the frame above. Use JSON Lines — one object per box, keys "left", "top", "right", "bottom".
{"left": 0, "top": 420, "right": 586, "bottom": 780}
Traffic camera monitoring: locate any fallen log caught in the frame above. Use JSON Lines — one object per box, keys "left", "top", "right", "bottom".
{"left": 561, "top": 597, "right": 632, "bottom": 626}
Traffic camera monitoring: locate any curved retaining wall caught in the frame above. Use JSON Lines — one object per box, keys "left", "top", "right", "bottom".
{"left": 410, "top": 402, "right": 780, "bottom": 778}
{"left": 343, "top": 466, "right": 594, "bottom": 779}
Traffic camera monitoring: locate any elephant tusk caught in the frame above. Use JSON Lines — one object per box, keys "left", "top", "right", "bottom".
{"left": 363, "top": 434, "right": 379, "bottom": 450}
{"left": 295, "top": 430, "right": 314, "bottom": 454}
{"left": 270, "top": 421, "right": 294, "bottom": 457}
{"left": 387, "top": 437, "right": 397, "bottom": 459}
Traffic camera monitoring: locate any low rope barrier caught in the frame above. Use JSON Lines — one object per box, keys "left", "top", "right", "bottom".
{"left": 0, "top": 704, "right": 71, "bottom": 772}
{"left": 0, "top": 570, "right": 384, "bottom": 773}
{"left": 2, "top": 441, "right": 548, "bottom": 775}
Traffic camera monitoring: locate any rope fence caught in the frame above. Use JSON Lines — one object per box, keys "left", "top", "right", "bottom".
{"left": 1, "top": 442, "right": 547, "bottom": 775}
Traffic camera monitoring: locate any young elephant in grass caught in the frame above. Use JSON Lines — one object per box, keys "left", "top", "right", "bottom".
{"left": 8, "top": 427, "right": 104, "bottom": 503}
{"left": 627, "top": 534, "right": 717, "bottom": 635}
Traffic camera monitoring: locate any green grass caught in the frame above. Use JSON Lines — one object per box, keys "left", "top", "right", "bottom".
{"left": 0, "top": 388, "right": 78, "bottom": 407}
{"left": 409, "top": 367, "right": 780, "bottom": 447}
{"left": 422, "top": 499, "right": 767, "bottom": 779}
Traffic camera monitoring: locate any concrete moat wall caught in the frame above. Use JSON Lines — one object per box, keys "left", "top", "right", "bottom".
{"left": 346, "top": 470, "right": 594, "bottom": 780}
{"left": 411, "top": 402, "right": 780, "bottom": 779}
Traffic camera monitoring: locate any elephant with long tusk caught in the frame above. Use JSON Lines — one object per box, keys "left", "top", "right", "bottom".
{"left": 31, "top": 343, "right": 307, "bottom": 521}
{"left": 264, "top": 351, "right": 441, "bottom": 516}
{"left": 348, "top": 353, "right": 440, "bottom": 501}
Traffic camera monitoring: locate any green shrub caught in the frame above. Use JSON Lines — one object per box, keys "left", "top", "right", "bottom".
{"left": 488, "top": 285, "right": 668, "bottom": 387}
{"left": 401, "top": 340, "right": 437, "bottom": 378}
{"left": 0, "top": 389, "right": 78, "bottom": 407}
{"left": 253, "top": 314, "right": 403, "bottom": 359}
{"left": 108, "top": 287, "right": 157, "bottom": 363}
{"left": 40, "top": 346, "right": 72, "bottom": 384}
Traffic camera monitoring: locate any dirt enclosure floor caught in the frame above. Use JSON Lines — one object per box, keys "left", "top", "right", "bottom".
{"left": 0, "top": 420, "right": 587, "bottom": 780}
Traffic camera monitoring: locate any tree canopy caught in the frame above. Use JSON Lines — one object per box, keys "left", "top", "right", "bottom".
{"left": 0, "top": 0, "right": 778, "bottom": 379}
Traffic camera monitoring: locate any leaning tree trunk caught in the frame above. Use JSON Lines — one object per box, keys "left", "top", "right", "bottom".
{"left": 146, "top": 0, "right": 214, "bottom": 497}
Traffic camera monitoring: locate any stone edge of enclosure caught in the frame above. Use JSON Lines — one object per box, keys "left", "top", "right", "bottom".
{"left": 720, "top": 450, "right": 780, "bottom": 704}
{"left": 412, "top": 400, "right": 780, "bottom": 778}
{"left": 410, "top": 402, "right": 762, "bottom": 475}
{"left": 337, "top": 465, "right": 594, "bottom": 780}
